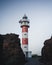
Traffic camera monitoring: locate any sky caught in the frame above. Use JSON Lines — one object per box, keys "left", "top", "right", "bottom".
{"left": 0, "top": 0, "right": 52, "bottom": 55}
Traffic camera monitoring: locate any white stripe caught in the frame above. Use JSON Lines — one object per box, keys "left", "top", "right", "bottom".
{"left": 22, "top": 32, "right": 28, "bottom": 38}
{"left": 22, "top": 44, "right": 28, "bottom": 52}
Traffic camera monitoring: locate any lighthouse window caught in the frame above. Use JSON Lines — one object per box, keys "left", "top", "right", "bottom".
{"left": 24, "top": 46, "right": 27, "bottom": 48}
{"left": 24, "top": 34, "right": 26, "bottom": 35}
{"left": 24, "top": 22, "right": 26, "bottom": 25}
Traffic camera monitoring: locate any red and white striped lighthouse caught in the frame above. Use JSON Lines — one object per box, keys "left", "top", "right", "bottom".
{"left": 19, "top": 14, "right": 30, "bottom": 57}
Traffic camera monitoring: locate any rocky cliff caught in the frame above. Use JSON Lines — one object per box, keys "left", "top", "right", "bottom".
{"left": 0, "top": 33, "right": 26, "bottom": 65}
{"left": 41, "top": 36, "right": 52, "bottom": 65}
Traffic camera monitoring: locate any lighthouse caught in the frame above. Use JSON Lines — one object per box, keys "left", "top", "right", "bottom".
{"left": 19, "top": 14, "right": 32, "bottom": 58}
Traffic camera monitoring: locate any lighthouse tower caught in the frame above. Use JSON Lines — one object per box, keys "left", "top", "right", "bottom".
{"left": 19, "top": 14, "right": 31, "bottom": 57}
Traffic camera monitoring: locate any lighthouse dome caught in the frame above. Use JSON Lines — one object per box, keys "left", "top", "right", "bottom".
{"left": 23, "top": 14, "right": 28, "bottom": 19}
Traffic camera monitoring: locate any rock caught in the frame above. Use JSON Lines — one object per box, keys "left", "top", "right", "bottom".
{"left": 0, "top": 33, "right": 26, "bottom": 65}
{"left": 0, "top": 35, "right": 4, "bottom": 65}
{"left": 41, "top": 36, "right": 52, "bottom": 64}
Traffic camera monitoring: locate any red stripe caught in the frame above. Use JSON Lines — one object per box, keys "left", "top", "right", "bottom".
{"left": 22, "top": 38, "right": 28, "bottom": 44}
{"left": 22, "top": 26, "right": 28, "bottom": 32}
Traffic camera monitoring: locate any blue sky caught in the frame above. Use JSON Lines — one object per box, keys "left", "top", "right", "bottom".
{"left": 0, "top": 0, "right": 52, "bottom": 55}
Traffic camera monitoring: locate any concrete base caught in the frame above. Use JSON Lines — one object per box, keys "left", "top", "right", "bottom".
{"left": 24, "top": 51, "right": 32, "bottom": 58}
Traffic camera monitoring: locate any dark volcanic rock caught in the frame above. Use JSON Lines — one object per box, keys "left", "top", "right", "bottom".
{"left": 0, "top": 35, "right": 4, "bottom": 65}
{"left": 0, "top": 33, "right": 25, "bottom": 65}
{"left": 41, "top": 36, "right": 52, "bottom": 65}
